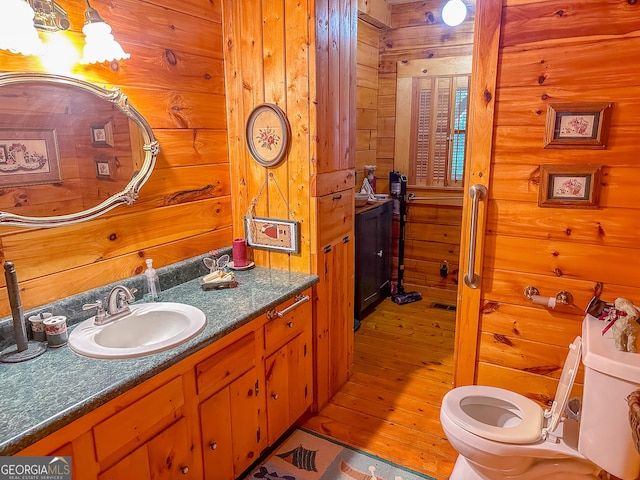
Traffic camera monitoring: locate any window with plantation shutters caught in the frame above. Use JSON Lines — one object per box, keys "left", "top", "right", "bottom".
{"left": 410, "top": 75, "right": 469, "bottom": 188}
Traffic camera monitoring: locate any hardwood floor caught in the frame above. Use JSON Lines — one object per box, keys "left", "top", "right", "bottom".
{"left": 303, "top": 288, "right": 458, "bottom": 479}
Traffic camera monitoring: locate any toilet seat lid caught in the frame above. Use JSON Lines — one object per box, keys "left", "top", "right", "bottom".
{"left": 545, "top": 336, "right": 582, "bottom": 435}
{"left": 442, "top": 385, "right": 545, "bottom": 443}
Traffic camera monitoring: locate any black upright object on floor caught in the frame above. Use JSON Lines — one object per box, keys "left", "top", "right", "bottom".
{"left": 389, "top": 172, "right": 422, "bottom": 305}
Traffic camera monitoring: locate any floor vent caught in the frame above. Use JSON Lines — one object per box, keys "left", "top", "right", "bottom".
{"left": 431, "top": 302, "right": 457, "bottom": 311}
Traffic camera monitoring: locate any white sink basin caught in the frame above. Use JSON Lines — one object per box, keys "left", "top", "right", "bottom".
{"left": 68, "top": 302, "right": 207, "bottom": 359}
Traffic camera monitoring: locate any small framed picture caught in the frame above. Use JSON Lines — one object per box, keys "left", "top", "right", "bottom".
{"left": 90, "top": 121, "right": 114, "bottom": 148}
{"left": 95, "top": 157, "right": 117, "bottom": 180}
{"left": 538, "top": 164, "right": 602, "bottom": 208}
{"left": 543, "top": 103, "right": 612, "bottom": 149}
{"left": 245, "top": 103, "right": 291, "bottom": 167}
{"left": 244, "top": 216, "right": 300, "bottom": 254}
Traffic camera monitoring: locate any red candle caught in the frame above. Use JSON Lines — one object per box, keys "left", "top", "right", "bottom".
{"left": 232, "top": 238, "right": 248, "bottom": 267}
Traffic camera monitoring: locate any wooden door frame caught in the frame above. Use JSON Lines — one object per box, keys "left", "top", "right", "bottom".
{"left": 453, "top": 0, "right": 504, "bottom": 386}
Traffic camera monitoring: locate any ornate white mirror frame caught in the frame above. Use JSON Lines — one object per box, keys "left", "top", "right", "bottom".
{"left": 0, "top": 72, "right": 159, "bottom": 227}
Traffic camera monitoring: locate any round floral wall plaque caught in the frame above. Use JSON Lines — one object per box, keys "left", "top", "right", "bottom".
{"left": 245, "top": 103, "right": 290, "bottom": 167}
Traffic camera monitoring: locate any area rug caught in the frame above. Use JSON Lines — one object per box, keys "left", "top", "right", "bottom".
{"left": 243, "top": 428, "right": 437, "bottom": 480}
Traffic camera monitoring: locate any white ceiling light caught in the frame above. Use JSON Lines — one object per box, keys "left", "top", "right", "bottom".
{"left": 442, "top": 0, "right": 468, "bottom": 27}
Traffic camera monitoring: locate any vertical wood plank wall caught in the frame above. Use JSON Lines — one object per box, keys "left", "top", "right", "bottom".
{"left": 356, "top": 20, "right": 379, "bottom": 188}
{"left": 0, "top": 0, "right": 232, "bottom": 317}
{"left": 223, "top": 0, "right": 357, "bottom": 410}
{"left": 357, "top": 0, "right": 474, "bottom": 296}
{"left": 475, "top": 0, "right": 640, "bottom": 404}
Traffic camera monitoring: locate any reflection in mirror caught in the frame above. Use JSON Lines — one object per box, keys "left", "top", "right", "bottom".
{"left": 0, "top": 73, "right": 158, "bottom": 227}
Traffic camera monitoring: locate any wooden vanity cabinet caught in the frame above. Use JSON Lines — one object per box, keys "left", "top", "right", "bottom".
{"left": 16, "top": 290, "right": 314, "bottom": 479}
{"left": 263, "top": 294, "right": 313, "bottom": 444}
{"left": 197, "top": 332, "right": 267, "bottom": 479}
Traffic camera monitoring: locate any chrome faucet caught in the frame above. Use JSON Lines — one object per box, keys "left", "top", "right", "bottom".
{"left": 83, "top": 285, "right": 136, "bottom": 326}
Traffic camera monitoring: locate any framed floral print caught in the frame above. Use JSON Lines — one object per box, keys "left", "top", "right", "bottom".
{"left": 245, "top": 103, "right": 290, "bottom": 167}
{"left": 90, "top": 120, "right": 114, "bottom": 148}
{"left": 543, "top": 103, "right": 612, "bottom": 149}
{"left": 538, "top": 164, "right": 602, "bottom": 208}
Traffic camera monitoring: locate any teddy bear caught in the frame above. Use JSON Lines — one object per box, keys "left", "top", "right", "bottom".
{"left": 611, "top": 298, "right": 640, "bottom": 353}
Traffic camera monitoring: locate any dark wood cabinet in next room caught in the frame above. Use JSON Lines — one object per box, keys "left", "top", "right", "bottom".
{"left": 354, "top": 199, "right": 393, "bottom": 322}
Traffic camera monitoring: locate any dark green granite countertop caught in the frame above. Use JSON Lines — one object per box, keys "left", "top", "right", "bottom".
{"left": 0, "top": 266, "right": 318, "bottom": 455}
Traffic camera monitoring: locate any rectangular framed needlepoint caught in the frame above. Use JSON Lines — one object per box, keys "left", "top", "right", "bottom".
{"left": 244, "top": 216, "right": 300, "bottom": 254}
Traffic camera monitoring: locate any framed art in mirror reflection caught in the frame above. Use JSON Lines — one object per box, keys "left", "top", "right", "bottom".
{"left": 0, "top": 128, "right": 62, "bottom": 187}
{"left": 90, "top": 120, "right": 114, "bottom": 148}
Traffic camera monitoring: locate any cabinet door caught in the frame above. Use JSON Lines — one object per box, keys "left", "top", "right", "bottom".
{"left": 265, "top": 330, "right": 313, "bottom": 444}
{"left": 355, "top": 201, "right": 392, "bottom": 318}
{"left": 314, "top": 237, "right": 354, "bottom": 409}
{"left": 230, "top": 367, "right": 267, "bottom": 476}
{"left": 99, "top": 444, "right": 151, "bottom": 480}
{"left": 148, "top": 417, "right": 197, "bottom": 479}
{"left": 356, "top": 208, "right": 383, "bottom": 313}
{"left": 99, "top": 418, "right": 195, "bottom": 480}
{"left": 200, "top": 388, "right": 234, "bottom": 480}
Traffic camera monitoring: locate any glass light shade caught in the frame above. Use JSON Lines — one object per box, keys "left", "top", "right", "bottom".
{"left": 442, "top": 0, "right": 467, "bottom": 27}
{"left": 80, "top": 21, "right": 130, "bottom": 64}
{"left": 0, "top": 0, "right": 43, "bottom": 56}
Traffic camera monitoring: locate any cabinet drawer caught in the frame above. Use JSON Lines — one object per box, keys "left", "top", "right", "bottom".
{"left": 196, "top": 332, "right": 256, "bottom": 398}
{"left": 264, "top": 292, "right": 311, "bottom": 355}
{"left": 93, "top": 376, "right": 184, "bottom": 462}
{"left": 317, "top": 190, "right": 353, "bottom": 248}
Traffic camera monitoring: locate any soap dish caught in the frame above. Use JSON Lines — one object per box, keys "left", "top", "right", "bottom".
{"left": 198, "top": 276, "right": 238, "bottom": 290}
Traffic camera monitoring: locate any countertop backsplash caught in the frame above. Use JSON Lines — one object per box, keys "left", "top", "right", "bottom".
{"left": 0, "top": 249, "right": 229, "bottom": 351}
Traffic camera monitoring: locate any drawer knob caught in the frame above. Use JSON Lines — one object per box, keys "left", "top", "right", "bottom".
{"left": 377, "top": 250, "right": 383, "bottom": 257}
{"left": 287, "top": 321, "right": 294, "bottom": 328}
{"left": 209, "top": 441, "right": 218, "bottom": 450}
{"left": 180, "top": 465, "right": 189, "bottom": 475}
{"left": 271, "top": 392, "right": 279, "bottom": 400}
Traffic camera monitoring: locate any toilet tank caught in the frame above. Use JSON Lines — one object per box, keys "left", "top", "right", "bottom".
{"left": 580, "top": 313, "right": 640, "bottom": 480}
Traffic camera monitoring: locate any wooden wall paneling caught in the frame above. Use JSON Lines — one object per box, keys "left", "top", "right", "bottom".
{"left": 0, "top": 198, "right": 232, "bottom": 282}
{"left": 479, "top": 302, "right": 583, "bottom": 348}
{"left": 500, "top": 0, "right": 640, "bottom": 49}
{"left": 221, "top": 0, "right": 249, "bottom": 241}
{"left": 481, "top": 268, "right": 610, "bottom": 315}
{"left": 478, "top": 331, "right": 584, "bottom": 383}
{"left": 393, "top": 75, "right": 412, "bottom": 177}
{"left": 476, "top": 362, "right": 583, "bottom": 408}
{"left": 0, "top": 227, "right": 232, "bottom": 313}
{"left": 380, "top": 23, "right": 474, "bottom": 57}
{"left": 137, "top": 0, "right": 222, "bottom": 22}
{"left": 262, "top": 0, "right": 290, "bottom": 272}
{"left": 357, "top": 0, "right": 391, "bottom": 29}
{"left": 494, "top": 85, "right": 640, "bottom": 128}
{"left": 486, "top": 200, "right": 640, "bottom": 249}
{"left": 284, "top": 0, "right": 313, "bottom": 274}
{"left": 239, "top": 0, "right": 269, "bottom": 267}
{"left": 311, "top": 0, "right": 330, "bottom": 191}
{"left": 152, "top": 130, "right": 229, "bottom": 169}
{"left": 499, "top": 38, "right": 640, "bottom": 89}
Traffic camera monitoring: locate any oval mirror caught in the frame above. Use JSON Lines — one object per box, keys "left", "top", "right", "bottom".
{"left": 0, "top": 72, "right": 159, "bottom": 227}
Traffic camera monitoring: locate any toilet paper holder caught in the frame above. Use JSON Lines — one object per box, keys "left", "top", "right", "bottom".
{"left": 524, "top": 286, "right": 573, "bottom": 306}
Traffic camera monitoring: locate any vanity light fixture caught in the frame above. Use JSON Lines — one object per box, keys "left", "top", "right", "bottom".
{"left": 0, "top": 0, "right": 130, "bottom": 64}
{"left": 80, "top": 0, "right": 130, "bottom": 64}
{"left": 0, "top": 0, "right": 44, "bottom": 56}
{"left": 442, "top": 0, "right": 468, "bottom": 27}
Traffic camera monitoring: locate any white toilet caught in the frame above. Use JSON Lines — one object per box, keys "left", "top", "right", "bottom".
{"left": 440, "top": 314, "right": 640, "bottom": 480}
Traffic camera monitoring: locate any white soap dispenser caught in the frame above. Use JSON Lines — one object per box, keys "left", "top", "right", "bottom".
{"left": 143, "top": 259, "right": 162, "bottom": 302}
